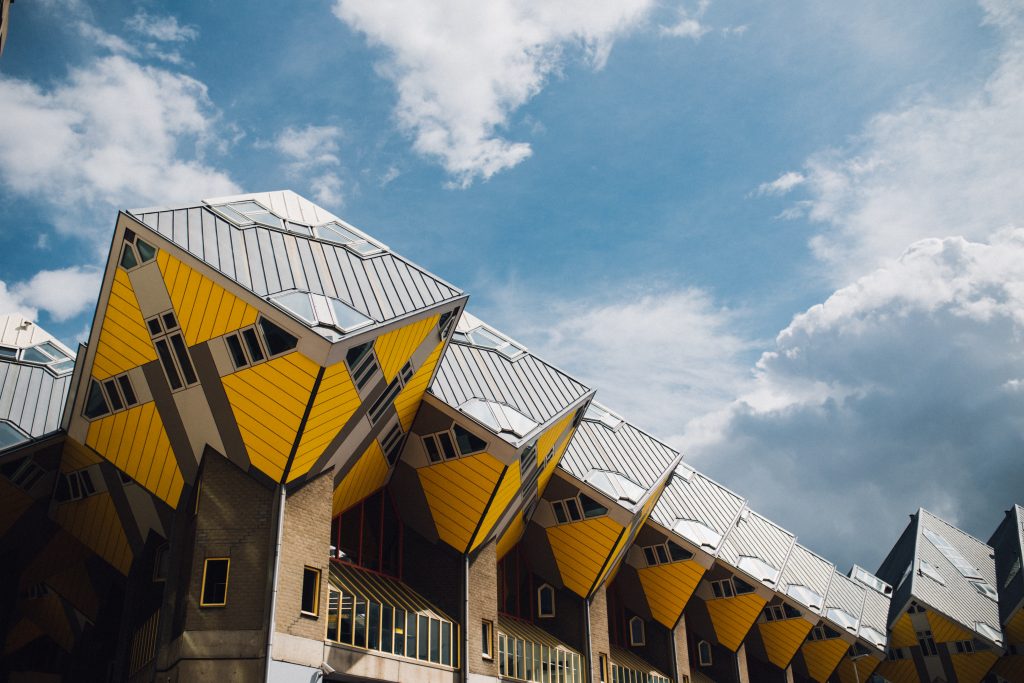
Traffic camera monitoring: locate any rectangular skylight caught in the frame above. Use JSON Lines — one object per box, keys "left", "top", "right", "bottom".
{"left": 922, "top": 528, "right": 983, "bottom": 580}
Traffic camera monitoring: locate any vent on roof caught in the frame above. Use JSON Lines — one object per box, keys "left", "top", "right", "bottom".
{"left": 458, "top": 398, "right": 537, "bottom": 439}
{"left": 584, "top": 469, "right": 644, "bottom": 505}
{"left": 269, "top": 290, "right": 374, "bottom": 338}
{"left": 673, "top": 518, "right": 722, "bottom": 550}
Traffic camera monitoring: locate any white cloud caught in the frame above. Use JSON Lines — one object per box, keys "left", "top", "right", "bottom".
{"left": 488, "top": 285, "right": 756, "bottom": 440}
{"left": 10, "top": 267, "right": 102, "bottom": 322}
{"left": 0, "top": 283, "right": 38, "bottom": 321}
{"left": 661, "top": 0, "right": 711, "bottom": 39}
{"left": 754, "top": 171, "right": 806, "bottom": 197}
{"left": 76, "top": 21, "right": 139, "bottom": 57}
{"left": 274, "top": 125, "right": 345, "bottom": 207}
{"left": 0, "top": 55, "right": 238, "bottom": 238}
{"left": 686, "top": 231, "right": 1024, "bottom": 569}
{"left": 125, "top": 12, "right": 198, "bottom": 43}
{"left": 779, "top": 0, "right": 1024, "bottom": 282}
{"left": 332, "top": 0, "right": 662, "bottom": 186}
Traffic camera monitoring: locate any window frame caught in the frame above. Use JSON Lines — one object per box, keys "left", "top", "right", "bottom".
{"left": 628, "top": 616, "right": 646, "bottom": 647}
{"left": 697, "top": 640, "right": 713, "bottom": 667}
{"left": 301, "top": 566, "right": 322, "bottom": 617}
{"left": 537, "top": 583, "right": 556, "bottom": 619}
{"left": 481, "top": 619, "right": 494, "bottom": 660}
{"left": 199, "top": 557, "right": 231, "bottom": 608}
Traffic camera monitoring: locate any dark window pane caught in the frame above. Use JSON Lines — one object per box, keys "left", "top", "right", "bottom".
{"left": 103, "top": 380, "right": 124, "bottom": 412}
{"left": 553, "top": 501, "right": 568, "bottom": 524}
{"left": 170, "top": 334, "right": 198, "bottom": 385}
{"left": 120, "top": 244, "right": 138, "bottom": 269}
{"left": 430, "top": 618, "right": 440, "bottom": 663}
{"left": 354, "top": 597, "right": 367, "bottom": 647}
{"left": 346, "top": 342, "right": 372, "bottom": 367}
{"left": 226, "top": 334, "right": 248, "bottom": 369}
{"left": 406, "top": 612, "right": 417, "bottom": 658}
{"left": 0, "top": 346, "right": 15, "bottom": 358}
{"left": 117, "top": 375, "right": 138, "bottom": 406}
{"left": 368, "top": 602, "right": 381, "bottom": 650}
{"left": 381, "top": 605, "right": 394, "bottom": 653}
{"left": 565, "top": 498, "right": 582, "bottom": 522}
{"left": 538, "top": 585, "right": 554, "bottom": 617}
{"left": 155, "top": 339, "right": 183, "bottom": 389}
{"left": 579, "top": 494, "right": 607, "bottom": 518}
{"left": 136, "top": 239, "right": 156, "bottom": 262}
{"left": 667, "top": 541, "right": 692, "bottom": 562}
{"left": 84, "top": 380, "right": 111, "bottom": 418}
{"left": 418, "top": 615, "right": 429, "bottom": 660}
{"left": 441, "top": 621, "right": 451, "bottom": 665}
{"left": 438, "top": 431, "right": 458, "bottom": 460}
{"left": 393, "top": 608, "right": 406, "bottom": 655}
{"left": 340, "top": 593, "right": 354, "bottom": 644}
{"left": 453, "top": 424, "right": 487, "bottom": 455}
{"left": 733, "top": 577, "right": 754, "bottom": 595}
{"left": 79, "top": 469, "right": 96, "bottom": 496}
{"left": 242, "top": 328, "right": 265, "bottom": 362}
{"left": 643, "top": 547, "right": 658, "bottom": 566}
{"left": 301, "top": 567, "right": 319, "bottom": 614}
{"left": 424, "top": 436, "right": 442, "bottom": 463}
{"left": 327, "top": 591, "right": 340, "bottom": 641}
{"left": 162, "top": 312, "right": 178, "bottom": 329}
{"left": 655, "top": 545, "right": 669, "bottom": 565}
{"left": 259, "top": 317, "right": 298, "bottom": 355}
{"left": 147, "top": 318, "right": 162, "bottom": 336}
{"left": 201, "top": 559, "right": 229, "bottom": 605}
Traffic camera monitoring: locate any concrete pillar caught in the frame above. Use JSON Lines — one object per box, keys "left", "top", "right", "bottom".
{"left": 735, "top": 641, "right": 751, "bottom": 683}
{"left": 784, "top": 663, "right": 796, "bottom": 683}
{"left": 589, "top": 586, "right": 611, "bottom": 683}
{"left": 467, "top": 540, "right": 500, "bottom": 682}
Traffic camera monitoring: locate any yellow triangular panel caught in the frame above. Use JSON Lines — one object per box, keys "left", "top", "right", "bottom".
{"left": 470, "top": 461, "right": 521, "bottom": 552}
{"left": 800, "top": 637, "right": 849, "bottom": 682}
{"left": 288, "top": 361, "right": 360, "bottom": 482}
{"left": 950, "top": 650, "right": 999, "bottom": 683}
{"left": 638, "top": 559, "right": 705, "bottom": 628}
{"left": 222, "top": 351, "right": 319, "bottom": 482}
{"left": 889, "top": 611, "right": 917, "bottom": 648}
{"left": 84, "top": 404, "right": 184, "bottom": 507}
{"left": 92, "top": 268, "right": 158, "bottom": 380}
{"left": 874, "top": 659, "right": 919, "bottom": 683}
{"left": 536, "top": 413, "right": 578, "bottom": 495}
{"left": 706, "top": 592, "right": 766, "bottom": 651}
{"left": 393, "top": 340, "right": 445, "bottom": 431}
{"left": 52, "top": 493, "right": 133, "bottom": 575}
{"left": 1006, "top": 608, "right": 1024, "bottom": 644}
{"left": 927, "top": 610, "right": 972, "bottom": 643}
{"left": 374, "top": 314, "right": 439, "bottom": 381}
{"left": 418, "top": 452, "right": 504, "bottom": 552}
{"left": 496, "top": 513, "right": 525, "bottom": 560}
{"left": 834, "top": 654, "right": 880, "bottom": 683}
{"left": 332, "top": 441, "right": 390, "bottom": 516}
{"left": 157, "top": 251, "right": 259, "bottom": 346}
{"left": 547, "top": 516, "right": 623, "bottom": 598}
{"left": 60, "top": 439, "right": 102, "bottom": 473}
{"left": 758, "top": 617, "right": 813, "bottom": 669}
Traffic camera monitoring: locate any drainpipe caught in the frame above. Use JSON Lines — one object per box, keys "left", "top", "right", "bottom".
{"left": 463, "top": 554, "right": 471, "bottom": 683}
{"left": 584, "top": 596, "right": 593, "bottom": 683}
{"left": 265, "top": 485, "right": 287, "bottom": 683}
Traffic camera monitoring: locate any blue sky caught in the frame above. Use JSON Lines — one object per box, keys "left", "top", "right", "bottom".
{"left": 2, "top": 0, "right": 1022, "bottom": 571}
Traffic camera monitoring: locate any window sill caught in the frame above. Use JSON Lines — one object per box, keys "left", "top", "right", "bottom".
{"left": 300, "top": 610, "right": 320, "bottom": 619}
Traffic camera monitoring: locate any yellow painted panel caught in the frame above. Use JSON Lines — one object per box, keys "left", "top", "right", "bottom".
{"left": 47, "top": 561, "right": 100, "bottom": 620}
{"left": 1005, "top": 608, "right": 1024, "bottom": 644}
{"left": 471, "top": 460, "right": 521, "bottom": 552}
{"left": 92, "top": 268, "right": 158, "bottom": 380}
{"left": 927, "top": 610, "right": 971, "bottom": 643}
{"left": 419, "top": 452, "right": 504, "bottom": 552}
{"left": 157, "top": 250, "right": 259, "bottom": 347}
{"left": 992, "top": 654, "right": 1024, "bottom": 683}
{"left": 638, "top": 559, "right": 705, "bottom": 628}
{"left": 60, "top": 439, "right": 102, "bottom": 473}
{"left": 547, "top": 516, "right": 623, "bottom": 598}
{"left": 3, "top": 619, "right": 42, "bottom": 656}
{"left": 890, "top": 611, "right": 917, "bottom": 648}
{"left": 288, "top": 361, "right": 360, "bottom": 482}
{"left": 52, "top": 493, "right": 132, "bottom": 575}
{"left": 834, "top": 654, "right": 879, "bottom": 683}
{"left": 27, "top": 593, "right": 73, "bottom": 651}
{"left": 222, "top": 351, "right": 319, "bottom": 482}
{"left": 758, "top": 616, "right": 813, "bottom": 669}
{"left": 496, "top": 513, "right": 524, "bottom": 559}
{"left": 800, "top": 637, "right": 849, "bottom": 682}
{"left": 593, "top": 477, "right": 669, "bottom": 592}
{"left": 537, "top": 417, "right": 579, "bottom": 498}
{"left": 394, "top": 340, "right": 444, "bottom": 431}
{"left": 374, "top": 314, "right": 439, "bottom": 382}
{"left": 332, "top": 441, "right": 390, "bottom": 516}
{"left": 0, "top": 477, "right": 33, "bottom": 538}
{"left": 950, "top": 650, "right": 999, "bottom": 683}
{"left": 874, "top": 659, "right": 918, "bottom": 683}
{"left": 705, "top": 592, "right": 766, "bottom": 651}
{"left": 85, "top": 402, "right": 183, "bottom": 507}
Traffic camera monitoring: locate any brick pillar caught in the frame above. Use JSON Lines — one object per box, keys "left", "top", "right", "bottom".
{"left": 735, "top": 641, "right": 751, "bottom": 683}
{"left": 589, "top": 586, "right": 611, "bottom": 683}
{"left": 467, "top": 540, "right": 499, "bottom": 681}
{"left": 271, "top": 468, "right": 334, "bottom": 667}
{"left": 673, "top": 618, "right": 692, "bottom": 682}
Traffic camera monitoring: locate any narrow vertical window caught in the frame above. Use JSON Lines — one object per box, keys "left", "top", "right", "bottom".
{"left": 481, "top": 620, "right": 493, "bottom": 660}
{"left": 200, "top": 558, "right": 230, "bottom": 607}
{"left": 697, "top": 640, "right": 712, "bottom": 667}
{"left": 537, "top": 584, "right": 555, "bottom": 618}
{"left": 301, "top": 566, "right": 321, "bottom": 616}
{"left": 629, "top": 616, "right": 645, "bottom": 647}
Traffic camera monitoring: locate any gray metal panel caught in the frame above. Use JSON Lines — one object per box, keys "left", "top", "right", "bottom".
{"left": 429, "top": 342, "right": 590, "bottom": 427}
{"left": 718, "top": 509, "right": 796, "bottom": 588}
{"left": 859, "top": 584, "right": 891, "bottom": 642}
{"left": 560, "top": 418, "right": 679, "bottom": 490}
{"left": 824, "top": 571, "right": 866, "bottom": 630}
{"left": 0, "top": 359, "right": 73, "bottom": 443}
{"left": 650, "top": 469, "right": 745, "bottom": 552}
{"left": 778, "top": 544, "right": 835, "bottom": 613}
{"left": 126, "top": 198, "right": 463, "bottom": 329}
{"left": 912, "top": 509, "right": 1002, "bottom": 642}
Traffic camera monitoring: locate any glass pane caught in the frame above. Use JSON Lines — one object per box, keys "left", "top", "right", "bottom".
{"left": 354, "top": 597, "right": 367, "bottom": 647}
{"left": 228, "top": 201, "right": 265, "bottom": 214}
{"left": 418, "top": 615, "right": 429, "bottom": 660}
{"left": 84, "top": 380, "right": 111, "bottom": 419}
{"left": 499, "top": 635, "right": 506, "bottom": 675}
{"left": 154, "top": 339, "right": 183, "bottom": 390}
{"left": 120, "top": 244, "right": 138, "bottom": 269}
{"left": 21, "top": 347, "right": 50, "bottom": 363}
{"left": 117, "top": 375, "right": 137, "bottom": 405}
{"left": 429, "top": 618, "right": 440, "bottom": 663}
{"left": 349, "top": 240, "right": 381, "bottom": 255}
{"left": 525, "top": 638, "right": 534, "bottom": 680}
{"left": 339, "top": 593, "right": 354, "bottom": 643}
{"left": 242, "top": 328, "right": 265, "bottom": 362}
{"left": 170, "top": 334, "right": 198, "bottom": 384}
{"left": 381, "top": 605, "right": 393, "bottom": 653}
{"left": 0, "top": 346, "right": 16, "bottom": 358}
{"left": 368, "top": 601, "right": 381, "bottom": 650}
{"left": 214, "top": 204, "right": 251, "bottom": 224}
{"left": 438, "top": 432, "right": 458, "bottom": 460}
{"left": 329, "top": 297, "right": 373, "bottom": 332}
{"left": 441, "top": 621, "right": 451, "bottom": 666}
{"left": 453, "top": 424, "right": 487, "bottom": 455}
{"left": 273, "top": 291, "right": 316, "bottom": 324}
{"left": 226, "top": 334, "right": 248, "bottom": 368}
{"left": 316, "top": 223, "right": 361, "bottom": 244}
{"left": 327, "top": 590, "right": 340, "bottom": 641}
{"left": 259, "top": 317, "right": 298, "bottom": 355}
{"left": 103, "top": 379, "right": 124, "bottom": 411}
{"left": 38, "top": 342, "right": 68, "bottom": 359}
{"left": 0, "top": 422, "right": 27, "bottom": 450}
{"left": 249, "top": 212, "right": 283, "bottom": 229}
{"left": 393, "top": 608, "right": 406, "bottom": 655}
{"left": 406, "top": 612, "right": 417, "bottom": 659}
{"left": 136, "top": 239, "right": 157, "bottom": 262}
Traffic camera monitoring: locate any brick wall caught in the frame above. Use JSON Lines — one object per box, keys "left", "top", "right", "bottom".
{"left": 275, "top": 468, "right": 333, "bottom": 641}
{"left": 467, "top": 540, "right": 499, "bottom": 677}
{"left": 673, "top": 618, "right": 691, "bottom": 682}
{"left": 590, "top": 586, "right": 611, "bottom": 683}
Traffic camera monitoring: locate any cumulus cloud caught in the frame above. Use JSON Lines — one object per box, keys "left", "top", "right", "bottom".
{"left": 775, "top": 0, "right": 1024, "bottom": 282}
{"left": 332, "top": 0, "right": 661, "bottom": 186}
{"left": 661, "top": 0, "right": 711, "bottom": 39}
{"left": 125, "top": 12, "right": 198, "bottom": 43}
{"left": 9, "top": 267, "right": 102, "bottom": 322}
{"left": 0, "top": 55, "right": 238, "bottom": 238}
{"left": 274, "top": 125, "right": 345, "bottom": 207}
{"left": 686, "top": 231, "right": 1024, "bottom": 570}
{"left": 753, "top": 171, "right": 805, "bottom": 197}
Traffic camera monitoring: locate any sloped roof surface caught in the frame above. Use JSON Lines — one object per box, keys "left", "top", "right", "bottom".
{"left": 824, "top": 571, "right": 866, "bottom": 633}
{"left": 778, "top": 544, "right": 835, "bottom": 613}
{"left": 912, "top": 508, "right": 1002, "bottom": 644}
{"left": 560, "top": 407, "right": 679, "bottom": 491}
{"left": 649, "top": 466, "right": 745, "bottom": 553}
{"left": 858, "top": 582, "right": 891, "bottom": 650}
{"left": 717, "top": 509, "right": 796, "bottom": 588}
{"left": 130, "top": 190, "right": 461, "bottom": 330}
{"left": 0, "top": 314, "right": 74, "bottom": 450}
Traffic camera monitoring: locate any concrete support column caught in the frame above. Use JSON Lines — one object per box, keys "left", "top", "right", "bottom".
{"left": 735, "top": 642, "right": 751, "bottom": 683}
{"left": 784, "top": 663, "right": 795, "bottom": 683}
{"left": 467, "top": 540, "right": 499, "bottom": 682}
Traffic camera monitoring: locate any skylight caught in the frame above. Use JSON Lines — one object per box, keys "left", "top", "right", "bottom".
{"left": 785, "top": 584, "right": 824, "bottom": 610}
{"left": 458, "top": 398, "right": 537, "bottom": 439}
{"left": 269, "top": 290, "right": 374, "bottom": 336}
{"left": 584, "top": 402, "right": 624, "bottom": 430}
{"left": 584, "top": 469, "right": 645, "bottom": 505}
{"left": 18, "top": 341, "right": 75, "bottom": 373}
{"left": 918, "top": 559, "right": 945, "bottom": 586}
{"left": 314, "top": 222, "right": 384, "bottom": 256}
{"left": 673, "top": 518, "right": 722, "bottom": 550}
{"left": 974, "top": 621, "right": 1002, "bottom": 646}
{"left": 851, "top": 565, "right": 893, "bottom": 596}
{"left": 972, "top": 581, "right": 998, "bottom": 601}
{"left": 451, "top": 324, "right": 526, "bottom": 359}
{"left": 859, "top": 625, "right": 886, "bottom": 649}
{"left": 212, "top": 200, "right": 284, "bottom": 230}
{"left": 0, "top": 421, "right": 29, "bottom": 451}
{"left": 922, "top": 528, "right": 983, "bottom": 580}
{"left": 826, "top": 607, "right": 859, "bottom": 632}
{"left": 737, "top": 555, "right": 780, "bottom": 585}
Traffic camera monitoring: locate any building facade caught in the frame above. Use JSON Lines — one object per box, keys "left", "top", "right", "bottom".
{"left": 0, "top": 190, "right": 1017, "bottom": 683}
